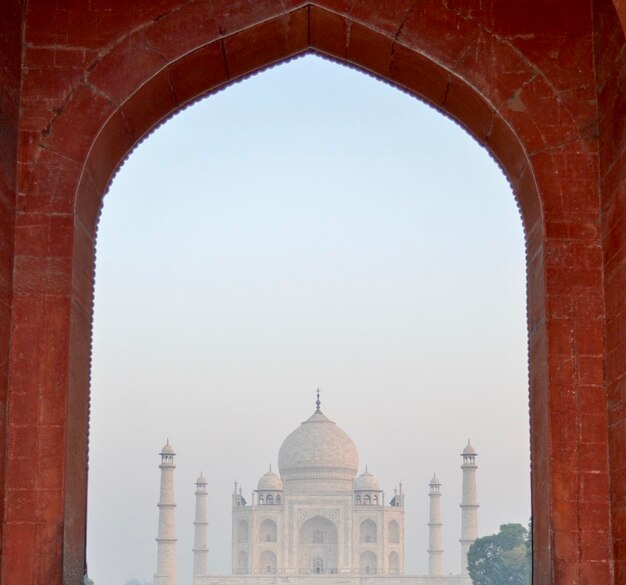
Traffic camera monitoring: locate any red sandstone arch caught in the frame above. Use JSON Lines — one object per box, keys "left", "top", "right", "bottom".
{"left": 5, "top": 2, "right": 619, "bottom": 584}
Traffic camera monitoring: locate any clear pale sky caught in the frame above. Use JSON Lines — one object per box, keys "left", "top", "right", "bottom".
{"left": 86, "top": 54, "right": 530, "bottom": 585}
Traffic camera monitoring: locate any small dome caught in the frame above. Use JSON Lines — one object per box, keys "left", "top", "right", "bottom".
{"left": 196, "top": 473, "right": 208, "bottom": 485}
{"left": 278, "top": 410, "right": 359, "bottom": 481}
{"left": 429, "top": 474, "right": 441, "bottom": 486}
{"left": 462, "top": 440, "right": 477, "bottom": 455}
{"left": 257, "top": 468, "right": 283, "bottom": 491}
{"left": 355, "top": 469, "right": 381, "bottom": 491}
{"left": 161, "top": 440, "right": 175, "bottom": 455}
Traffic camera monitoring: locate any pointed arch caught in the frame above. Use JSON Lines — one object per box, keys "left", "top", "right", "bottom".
{"left": 237, "top": 520, "right": 249, "bottom": 544}
{"left": 238, "top": 550, "right": 249, "bottom": 574}
{"left": 8, "top": 3, "right": 613, "bottom": 584}
{"left": 388, "top": 551, "right": 400, "bottom": 574}
{"left": 260, "top": 550, "right": 277, "bottom": 574}
{"left": 360, "top": 519, "right": 377, "bottom": 543}
{"left": 260, "top": 519, "right": 277, "bottom": 543}
{"left": 298, "top": 516, "right": 338, "bottom": 574}
{"left": 360, "top": 551, "right": 377, "bottom": 575}
{"left": 388, "top": 520, "right": 400, "bottom": 544}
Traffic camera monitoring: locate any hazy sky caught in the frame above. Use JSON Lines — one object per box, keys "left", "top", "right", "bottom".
{"left": 86, "top": 54, "right": 530, "bottom": 585}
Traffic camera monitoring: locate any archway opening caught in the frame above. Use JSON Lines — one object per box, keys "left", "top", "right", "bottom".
{"left": 298, "top": 516, "right": 339, "bottom": 575}
{"left": 237, "top": 550, "right": 248, "bottom": 575}
{"left": 86, "top": 54, "right": 530, "bottom": 584}
{"left": 360, "top": 551, "right": 378, "bottom": 575}
{"left": 389, "top": 551, "right": 400, "bottom": 574}
{"left": 259, "top": 550, "right": 277, "bottom": 574}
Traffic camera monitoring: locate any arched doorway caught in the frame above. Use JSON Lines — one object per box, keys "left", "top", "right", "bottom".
{"left": 237, "top": 550, "right": 248, "bottom": 575}
{"left": 298, "top": 516, "right": 338, "bottom": 574}
{"left": 259, "top": 550, "right": 277, "bottom": 574}
{"left": 88, "top": 53, "right": 528, "bottom": 582}
{"left": 388, "top": 551, "right": 400, "bottom": 574}
{"left": 69, "top": 29, "right": 564, "bottom": 580}
{"left": 360, "top": 551, "right": 377, "bottom": 575}
{"left": 5, "top": 3, "right": 617, "bottom": 585}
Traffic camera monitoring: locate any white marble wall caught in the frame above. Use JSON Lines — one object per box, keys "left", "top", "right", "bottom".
{"left": 195, "top": 575, "right": 471, "bottom": 585}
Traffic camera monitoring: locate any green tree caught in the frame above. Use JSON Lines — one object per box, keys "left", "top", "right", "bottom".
{"left": 467, "top": 523, "right": 531, "bottom": 585}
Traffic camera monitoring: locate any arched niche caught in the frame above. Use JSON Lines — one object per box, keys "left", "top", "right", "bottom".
{"left": 237, "top": 520, "right": 249, "bottom": 544}
{"left": 388, "top": 520, "right": 400, "bottom": 544}
{"left": 260, "top": 519, "right": 278, "bottom": 543}
{"left": 360, "top": 551, "right": 377, "bottom": 575}
{"left": 259, "top": 550, "right": 277, "bottom": 574}
{"left": 388, "top": 551, "right": 400, "bottom": 574}
{"left": 237, "top": 550, "right": 248, "bottom": 574}
{"left": 359, "top": 519, "right": 377, "bottom": 544}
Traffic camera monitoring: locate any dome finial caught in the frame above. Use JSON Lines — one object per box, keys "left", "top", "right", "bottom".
{"left": 316, "top": 388, "right": 321, "bottom": 412}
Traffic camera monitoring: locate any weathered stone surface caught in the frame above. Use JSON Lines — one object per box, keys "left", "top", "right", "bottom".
{"left": 0, "top": 1, "right": 624, "bottom": 584}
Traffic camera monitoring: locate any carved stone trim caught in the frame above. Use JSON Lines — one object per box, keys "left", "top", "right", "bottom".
{"left": 297, "top": 508, "right": 340, "bottom": 522}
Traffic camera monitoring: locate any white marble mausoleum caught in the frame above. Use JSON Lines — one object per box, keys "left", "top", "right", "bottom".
{"left": 153, "top": 395, "right": 478, "bottom": 585}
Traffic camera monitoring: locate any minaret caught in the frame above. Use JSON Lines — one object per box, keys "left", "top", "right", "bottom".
{"left": 193, "top": 473, "right": 209, "bottom": 580}
{"left": 428, "top": 474, "right": 444, "bottom": 576}
{"left": 459, "top": 440, "right": 479, "bottom": 576}
{"left": 155, "top": 440, "right": 177, "bottom": 585}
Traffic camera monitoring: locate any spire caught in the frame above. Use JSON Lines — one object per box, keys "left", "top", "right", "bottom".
{"left": 154, "top": 441, "right": 177, "bottom": 585}
{"left": 428, "top": 473, "right": 444, "bottom": 576}
{"left": 460, "top": 441, "right": 479, "bottom": 576}
{"left": 193, "top": 472, "right": 209, "bottom": 578}
{"left": 315, "top": 388, "right": 321, "bottom": 412}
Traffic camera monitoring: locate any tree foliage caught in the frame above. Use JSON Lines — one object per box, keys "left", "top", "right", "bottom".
{"left": 467, "top": 523, "right": 531, "bottom": 585}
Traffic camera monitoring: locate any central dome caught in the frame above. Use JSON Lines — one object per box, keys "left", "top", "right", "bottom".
{"left": 278, "top": 410, "right": 359, "bottom": 482}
